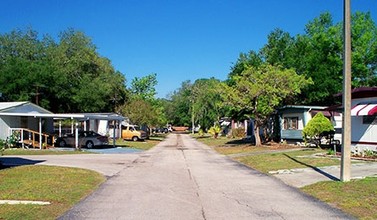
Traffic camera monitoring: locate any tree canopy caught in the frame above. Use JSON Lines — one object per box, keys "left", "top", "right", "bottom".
{"left": 226, "top": 64, "right": 312, "bottom": 146}
{"left": 0, "top": 28, "right": 127, "bottom": 113}
{"left": 1, "top": 11, "right": 376, "bottom": 137}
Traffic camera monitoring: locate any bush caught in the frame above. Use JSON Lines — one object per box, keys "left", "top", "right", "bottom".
{"left": 302, "top": 112, "right": 334, "bottom": 147}
{"left": 198, "top": 129, "right": 204, "bottom": 136}
{"left": 0, "top": 139, "right": 5, "bottom": 156}
{"left": 231, "top": 127, "right": 245, "bottom": 138}
{"left": 208, "top": 125, "right": 222, "bottom": 138}
{"left": 6, "top": 131, "right": 21, "bottom": 148}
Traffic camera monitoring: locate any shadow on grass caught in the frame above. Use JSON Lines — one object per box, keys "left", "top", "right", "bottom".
{"left": 283, "top": 153, "right": 339, "bottom": 181}
{"left": 0, "top": 157, "right": 45, "bottom": 170}
{"left": 225, "top": 139, "right": 253, "bottom": 145}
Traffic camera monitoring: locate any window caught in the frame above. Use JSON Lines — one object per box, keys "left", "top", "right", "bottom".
{"left": 284, "top": 117, "right": 298, "bottom": 130}
{"left": 363, "top": 116, "right": 377, "bottom": 124}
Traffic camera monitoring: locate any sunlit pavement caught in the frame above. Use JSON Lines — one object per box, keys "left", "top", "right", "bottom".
{"left": 55, "top": 134, "right": 352, "bottom": 220}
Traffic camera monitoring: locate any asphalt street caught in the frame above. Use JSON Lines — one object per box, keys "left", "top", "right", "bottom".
{"left": 1, "top": 134, "right": 353, "bottom": 219}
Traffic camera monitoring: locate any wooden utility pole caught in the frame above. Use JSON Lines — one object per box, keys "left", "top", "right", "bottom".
{"left": 341, "top": 0, "right": 352, "bottom": 182}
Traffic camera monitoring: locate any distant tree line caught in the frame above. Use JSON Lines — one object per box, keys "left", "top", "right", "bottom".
{"left": 164, "top": 12, "right": 377, "bottom": 145}
{"left": 1, "top": 12, "right": 376, "bottom": 142}
{"left": 0, "top": 28, "right": 128, "bottom": 113}
{"left": 0, "top": 28, "right": 167, "bottom": 127}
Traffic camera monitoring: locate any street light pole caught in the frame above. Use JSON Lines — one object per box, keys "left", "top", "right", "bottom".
{"left": 341, "top": 0, "right": 352, "bottom": 182}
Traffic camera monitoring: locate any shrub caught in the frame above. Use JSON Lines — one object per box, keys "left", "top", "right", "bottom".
{"left": 198, "top": 129, "right": 204, "bottom": 136}
{"left": 0, "top": 139, "right": 5, "bottom": 156}
{"left": 6, "top": 131, "right": 20, "bottom": 148}
{"left": 327, "top": 149, "right": 335, "bottom": 155}
{"left": 231, "top": 127, "right": 245, "bottom": 138}
{"left": 208, "top": 125, "right": 222, "bottom": 138}
{"left": 302, "top": 112, "right": 334, "bottom": 147}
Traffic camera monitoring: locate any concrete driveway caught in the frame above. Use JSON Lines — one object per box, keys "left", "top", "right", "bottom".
{"left": 2, "top": 134, "right": 353, "bottom": 219}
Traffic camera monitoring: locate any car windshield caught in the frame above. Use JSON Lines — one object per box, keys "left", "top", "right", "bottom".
{"left": 134, "top": 126, "right": 142, "bottom": 131}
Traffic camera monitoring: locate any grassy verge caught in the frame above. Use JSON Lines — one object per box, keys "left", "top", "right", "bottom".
{"left": 194, "top": 135, "right": 299, "bottom": 155}
{"left": 115, "top": 135, "right": 165, "bottom": 151}
{"left": 302, "top": 177, "right": 377, "bottom": 219}
{"left": 2, "top": 148, "right": 92, "bottom": 156}
{"left": 196, "top": 134, "right": 376, "bottom": 219}
{"left": 192, "top": 134, "right": 250, "bottom": 147}
{"left": 235, "top": 149, "right": 342, "bottom": 173}
{"left": 0, "top": 165, "right": 105, "bottom": 220}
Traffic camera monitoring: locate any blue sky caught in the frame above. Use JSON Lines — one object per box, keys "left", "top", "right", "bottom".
{"left": 1, "top": 0, "right": 376, "bottom": 98}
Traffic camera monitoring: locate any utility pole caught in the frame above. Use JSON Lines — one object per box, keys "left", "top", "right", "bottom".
{"left": 341, "top": 0, "right": 352, "bottom": 182}
{"left": 191, "top": 103, "right": 195, "bottom": 135}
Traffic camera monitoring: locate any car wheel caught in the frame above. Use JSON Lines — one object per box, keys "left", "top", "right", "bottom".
{"left": 86, "top": 141, "right": 94, "bottom": 149}
{"left": 58, "top": 140, "right": 66, "bottom": 147}
{"left": 132, "top": 136, "right": 139, "bottom": 142}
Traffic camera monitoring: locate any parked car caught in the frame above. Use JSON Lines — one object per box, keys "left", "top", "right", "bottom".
{"left": 56, "top": 131, "right": 109, "bottom": 148}
{"left": 121, "top": 125, "right": 148, "bottom": 141}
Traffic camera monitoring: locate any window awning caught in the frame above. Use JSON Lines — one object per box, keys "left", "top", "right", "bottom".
{"left": 351, "top": 104, "right": 377, "bottom": 116}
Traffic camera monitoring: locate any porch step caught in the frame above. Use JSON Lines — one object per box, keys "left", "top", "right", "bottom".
{"left": 21, "top": 140, "right": 53, "bottom": 149}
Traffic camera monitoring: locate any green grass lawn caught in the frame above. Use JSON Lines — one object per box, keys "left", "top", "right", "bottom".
{"left": 195, "top": 134, "right": 377, "bottom": 219}
{"left": 194, "top": 135, "right": 299, "bottom": 155}
{"left": 115, "top": 135, "right": 165, "bottom": 151}
{"left": 1, "top": 134, "right": 167, "bottom": 155}
{"left": 193, "top": 135, "right": 259, "bottom": 148}
{"left": 302, "top": 177, "right": 377, "bottom": 220}
{"left": 0, "top": 165, "right": 105, "bottom": 220}
{"left": 235, "top": 149, "right": 342, "bottom": 173}
{"left": 2, "top": 148, "right": 92, "bottom": 156}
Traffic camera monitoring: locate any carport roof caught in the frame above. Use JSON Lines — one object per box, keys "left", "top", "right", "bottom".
{"left": 0, "top": 102, "right": 125, "bottom": 121}
{"left": 0, "top": 112, "right": 125, "bottom": 121}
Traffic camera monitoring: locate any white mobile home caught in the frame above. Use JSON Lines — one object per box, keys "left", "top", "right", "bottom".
{"left": 349, "top": 88, "right": 377, "bottom": 151}
{"left": 0, "top": 102, "right": 125, "bottom": 148}
{"left": 278, "top": 105, "right": 341, "bottom": 143}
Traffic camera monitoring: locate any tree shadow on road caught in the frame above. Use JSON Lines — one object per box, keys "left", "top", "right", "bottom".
{"left": 283, "top": 153, "right": 339, "bottom": 181}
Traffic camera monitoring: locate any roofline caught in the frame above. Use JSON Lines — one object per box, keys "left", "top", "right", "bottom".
{"left": 0, "top": 112, "right": 125, "bottom": 121}
{"left": 335, "top": 87, "right": 377, "bottom": 99}
{"left": 0, "top": 101, "right": 28, "bottom": 111}
{"left": 279, "top": 105, "right": 328, "bottom": 110}
{"left": 0, "top": 101, "right": 54, "bottom": 114}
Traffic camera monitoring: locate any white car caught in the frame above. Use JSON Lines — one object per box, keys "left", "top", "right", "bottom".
{"left": 56, "top": 131, "right": 109, "bottom": 148}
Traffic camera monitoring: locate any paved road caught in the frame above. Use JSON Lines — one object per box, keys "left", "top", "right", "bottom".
{"left": 1, "top": 134, "right": 352, "bottom": 219}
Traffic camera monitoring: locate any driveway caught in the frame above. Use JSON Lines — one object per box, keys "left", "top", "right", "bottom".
{"left": 2, "top": 134, "right": 352, "bottom": 219}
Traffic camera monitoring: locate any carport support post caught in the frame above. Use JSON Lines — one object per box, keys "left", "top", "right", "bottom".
{"left": 341, "top": 0, "right": 351, "bottom": 182}
{"left": 59, "top": 120, "right": 62, "bottom": 137}
{"left": 118, "top": 120, "right": 122, "bottom": 140}
{"left": 75, "top": 122, "right": 79, "bottom": 150}
{"left": 39, "top": 117, "right": 42, "bottom": 149}
{"left": 113, "top": 120, "right": 116, "bottom": 147}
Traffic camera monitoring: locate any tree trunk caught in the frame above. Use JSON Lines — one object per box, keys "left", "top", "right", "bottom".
{"left": 254, "top": 124, "right": 262, "bottom": 146}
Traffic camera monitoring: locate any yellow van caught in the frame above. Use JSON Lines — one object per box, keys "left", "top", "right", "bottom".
{"left": 121, "top": 125, "right": 147, "bottom": 141}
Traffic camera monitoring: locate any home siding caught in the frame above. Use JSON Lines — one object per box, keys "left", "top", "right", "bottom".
{"left": 281, "top": 129, "right": 303, "bottom": 140}
{"left": 0, "top": 116, "right": 21, "bottom": 139}
{"left": 348, "top": 97, "right": 377, "bottom": 151}
{"left": 280, "top": 113, "right": 305, "bottom": 140}
{"left": 351, "top": 113, "right": 377, "bottom": 151}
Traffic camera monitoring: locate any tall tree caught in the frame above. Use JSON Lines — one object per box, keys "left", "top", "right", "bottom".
{"left": 165, "top": 80, "right": 193, "bottom": 126}
{"left": 226, "top": 64, "right": 312, "bottom": 146}
{"left": 293, "top": 12, "right": 343, "bottom": 105}
{"left": 130, "top": 73, "right": 157, "bottom": 101}
{"left": 227, "top": 50, "right": 263, "bottom": 86}
{"left": 350, "top": 12, "right": 377, "bottom": 87}
{"left": 118, "top": 73, "right": 167, "bottom": 127}
{"left": 0, "top": 28, "right": 128, "bottom": 113}
{"left": 260, "top": 28, "right": 295, "bottom": 68}
{"left": 190, "top": 78, "right": 227, "bottom": 130}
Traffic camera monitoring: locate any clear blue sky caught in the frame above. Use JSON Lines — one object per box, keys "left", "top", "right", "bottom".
{"left": 1, "top": 0, "right": 376, "bottom": 98}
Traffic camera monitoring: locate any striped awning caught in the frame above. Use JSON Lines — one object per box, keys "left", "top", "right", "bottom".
{"left": 351, "top": 104, "right": 377, "bottom": 116}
